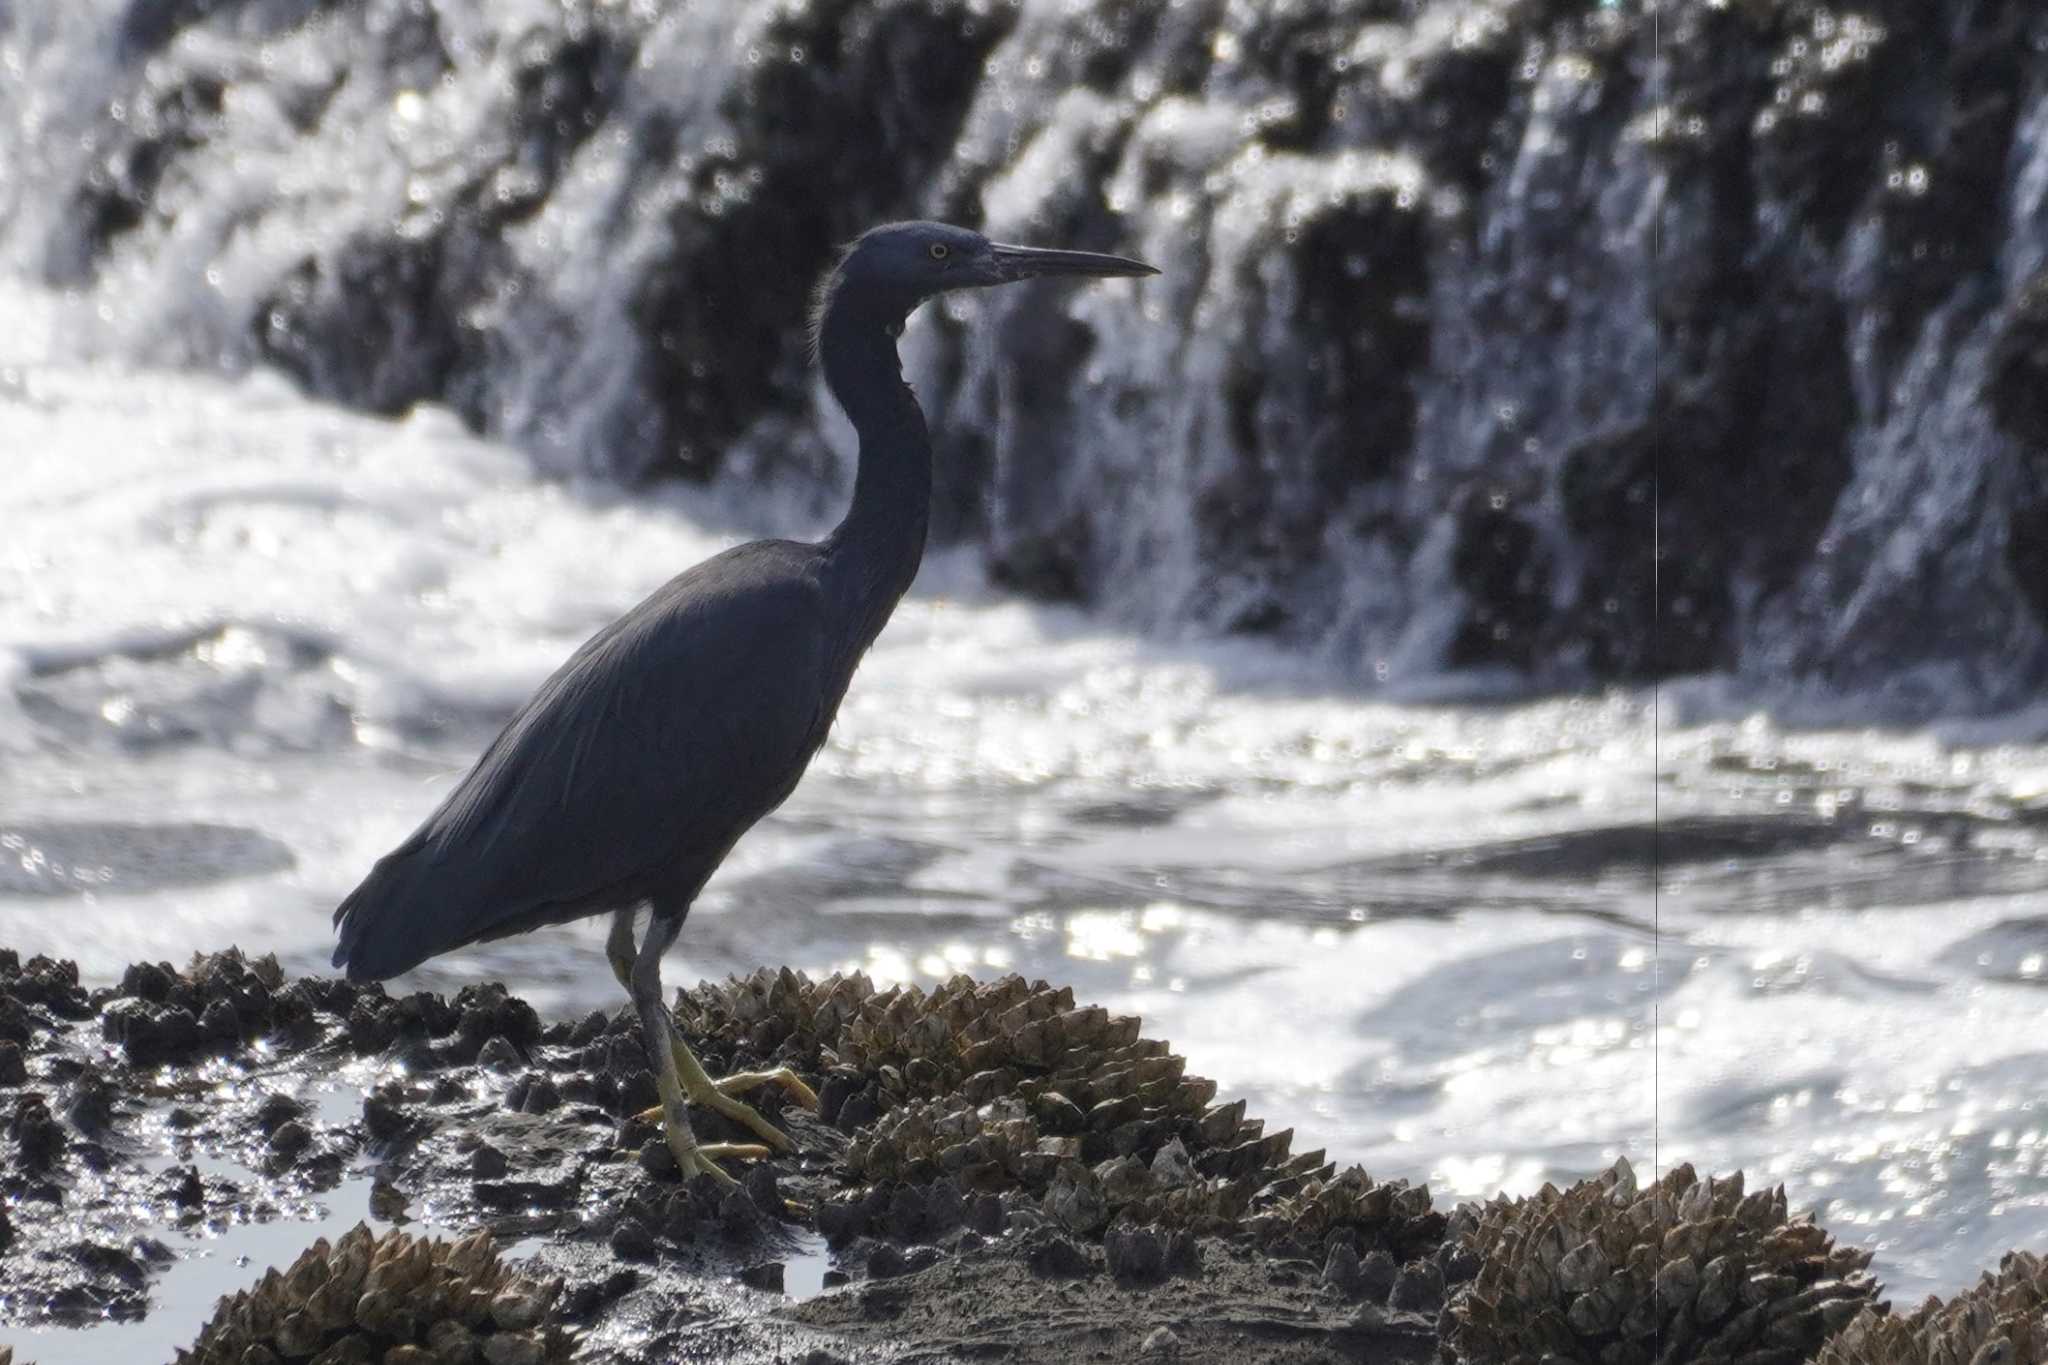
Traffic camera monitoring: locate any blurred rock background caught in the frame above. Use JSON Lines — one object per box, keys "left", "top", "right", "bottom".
{"left": 3, "top": 0, "right": 2046, "bottom": 711}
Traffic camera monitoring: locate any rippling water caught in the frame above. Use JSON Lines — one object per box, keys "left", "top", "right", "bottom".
{"left": 6, "top": 313, "right": 2048, "bottom": 1310}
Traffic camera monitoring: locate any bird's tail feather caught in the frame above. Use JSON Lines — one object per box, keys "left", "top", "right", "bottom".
{"left": 330, "top": 842, "right": 466, "bottom": 982}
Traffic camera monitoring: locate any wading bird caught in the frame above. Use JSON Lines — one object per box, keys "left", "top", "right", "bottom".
{"left": 333, "top": 222, "right": 1157, "bottom": 1181}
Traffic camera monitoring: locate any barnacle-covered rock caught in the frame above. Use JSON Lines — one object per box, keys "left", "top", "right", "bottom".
{"left": 1444, "top": 1159, "right": 1878, "bottom": 1365}
{"left": 1245, "top": 1165, "right": 1443, "bottom": 1265}
{"left": 0, "top": 950, "right": 93, "bottom": 1023}
{"left": 173, "top": 1223, "right": 573, "bottom": 1365}
{"left": 691, "top": 968, "right": 1444, "bottom": 1263}
{"left": 1816, "top": 1249, "right": 2048, "bottom": 1365}
{"left": 671, "top": 969, "right": 1139, "bottom": 1104}
{"left": 8, "top": 1092, "right": 68, "bottom": 1173}
{"left": 102, "top": 948, "right": 293, "bottom": 1066}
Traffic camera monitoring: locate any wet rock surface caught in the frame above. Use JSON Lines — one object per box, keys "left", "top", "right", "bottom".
{"left": 10, "top": 0, "right": 2048, "bottom": 707}
{"left": 0, "top": 948, "right": 2041, "bottom": 1364}
{"left": 0, "top": 949, "right": 1446, "bottom": 1362}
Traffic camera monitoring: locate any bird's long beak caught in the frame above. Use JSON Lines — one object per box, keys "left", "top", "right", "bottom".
{"left": 988, "top": 242, "right": 1159, "bottom": 282}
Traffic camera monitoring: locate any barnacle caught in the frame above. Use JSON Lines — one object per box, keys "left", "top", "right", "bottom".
{"left": 1816, "top": 1249, "right": 2048, "bottom": 1365}
{"left": 1445, "top": 1159, "right": 1877, "bottom": 1365}
{"left": 173, "top": 1223, "right": 572, "bottom": 1365}
{"left": 679, "top": 969, "right": 1441, "bottom": 1262}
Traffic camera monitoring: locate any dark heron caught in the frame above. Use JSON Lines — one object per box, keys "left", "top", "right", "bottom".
{"left": 333, "top": 221, "right": 1157, "bottom": 1181}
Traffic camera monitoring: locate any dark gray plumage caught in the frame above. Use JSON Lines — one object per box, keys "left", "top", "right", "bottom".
{"left": 332, "top": 221, "right": 1156, "bottom": 1180}
{"left": 334, "top": 540, "right": 833, "bottom": 979}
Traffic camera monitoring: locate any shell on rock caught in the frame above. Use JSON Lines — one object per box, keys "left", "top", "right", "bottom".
{"left": 173, "top": 1222, "right": 572, "bottom": 1365}
{"left": 1817, "top": 1249, "right": 2048, "bottom": 1365}
{"left": 1444, "top": 1159, "right": 1879, "bottom": 1365}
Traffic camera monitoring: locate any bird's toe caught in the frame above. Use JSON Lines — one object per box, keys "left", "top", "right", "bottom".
{"left": 703, "top": 1091, "right": 799, "bottom": 1153}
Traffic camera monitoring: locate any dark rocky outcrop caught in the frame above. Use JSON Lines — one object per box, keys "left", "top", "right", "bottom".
{"left": 5, "top": 0, "right": 2048, "bottom": 708}
{"left": 8, "top": 948, "right": 2048, "bottom": 1363}
{"left": 0, "top": 949, "right": 1450, "bottom": 1360}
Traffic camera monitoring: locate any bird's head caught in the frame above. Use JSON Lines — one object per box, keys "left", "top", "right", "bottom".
{"left": 817, "top": 221, "right": 1156, "bottom": 339}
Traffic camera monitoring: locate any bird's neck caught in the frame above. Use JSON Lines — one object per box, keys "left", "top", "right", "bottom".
{"left": 818, "top": 289, "right": 931, "bottom": 648}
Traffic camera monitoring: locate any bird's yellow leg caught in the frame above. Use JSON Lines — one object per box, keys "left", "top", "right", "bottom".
{"left": 612, "top": 909, "right": 816, "bottom": 1152}
{"left": 622, "top": 909, "right": 768, "bottom": 1185}
{"left": 646, "top": 1053, "right": 767, "bottom": 1184}
{"left": 605, "top": 909, "right": 639, "bottom": 994}
{"left": 630, "top": 1027, "right": 819, "bottom": 1153}
{"left": 665, "top": 1029, "right": 817, "bottom": 1152}
{"left": 696, "top": 1060, "right": 821, "bottom": 1109}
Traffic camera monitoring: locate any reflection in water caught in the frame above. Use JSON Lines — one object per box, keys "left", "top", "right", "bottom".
{"left": 777, "top": 1229, "right": 837, "bottom": 1302}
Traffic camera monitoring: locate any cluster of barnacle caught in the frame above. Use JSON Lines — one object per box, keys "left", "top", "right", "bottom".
{"left": 1038, "top": 1144, "right": 1442, "bottom": 1268}
{"left": 834, "top": 976, "right": 1146, "bottom": 1082}
{"left": 176, "top": 1223, "right": 571, "bottom": 1365}
{"left": 1444, "top": 1159, "right": 1878, "bottom": 1365}
{"left": 675, "top": 969, "right": 1443, "bottom": 1262}
{"left": 678, "top": 970, "right": 1213, "bottom": 1147}
{"left": 668, "top": 965, "right": 847, "bottom": 1064}
{"left": 669, "top": 969, "right": 1100, "bottom": 1095}
{"left": 100, "top": 948, "right": 289, "bottom": 1066}
{"left": 7, "top": 1090, "right": 67, "bottom": 1175}
{"left": 1817, "top": 1249, "right": 2048, "bottom": 1365}
{"left": 0, "top": 950, "right": 93, "bottom": 1073}
{"left": 1246, "top": 1163, "right": 1444, "bottom": 1263}
{"left": 836, "top": 1034, "right": 1221, "bottom": 1190}
{"left": 93, "top": 947, "right": 558, "bottom": 1077}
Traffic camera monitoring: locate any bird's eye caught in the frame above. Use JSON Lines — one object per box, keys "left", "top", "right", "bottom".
{"left": 928, "top": 243, "right": 950, "bottom": 260}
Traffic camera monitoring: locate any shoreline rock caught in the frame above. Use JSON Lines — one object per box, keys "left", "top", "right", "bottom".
{"left": 0, "top": 946, "right": 2035, "bottom": 1364}
{"left": 12, "top": 1, "right": 2048, "bottom": 707}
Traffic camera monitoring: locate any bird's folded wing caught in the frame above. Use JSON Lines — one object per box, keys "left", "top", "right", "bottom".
{"left": 333, "top": 544, "right": 830, "bottom": 979}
